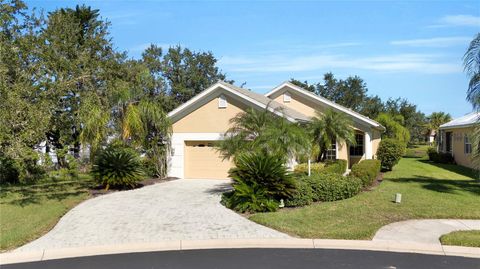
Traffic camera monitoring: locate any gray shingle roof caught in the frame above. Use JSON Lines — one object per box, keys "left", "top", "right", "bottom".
{"left": 218, "top": 81, "right": 311, "bottom": 122}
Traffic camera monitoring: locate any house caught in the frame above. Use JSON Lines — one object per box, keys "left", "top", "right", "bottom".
{"left": 438, "top": 112, "right": 479, "bottom": 169}
{"left": 167, "top": 81, "right": 385, "bottom": 179}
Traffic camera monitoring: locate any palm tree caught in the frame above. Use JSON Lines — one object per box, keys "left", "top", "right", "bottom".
{"left": 309, "top": 109, "right": 356, "bottom": 162}
{"left": 464, "top": 33, "right": 480, "bottom": 109}
{"left": 426, "top": 112, "right": 452, "bottom": 140}
{"left": 121, "top": 99, "right": 172, "bottom": 178}
{"left": 216, "top": 107, "right": 310, "bottom": 162}
{"left": 464, "top": 33, "right": 480, "bottom": 173}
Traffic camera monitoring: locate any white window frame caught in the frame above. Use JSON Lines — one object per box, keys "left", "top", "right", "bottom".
{"left": 464, "top": 134, "right": 472, "bottom": 154}
{"left": 218, "top": 94, "right": 227, "bottom": 108}
{"left": 283, "top": 92, "right": 291, "bottom": 103}
{"left": 326, "top": 139, "right": 337, "bottom": 160}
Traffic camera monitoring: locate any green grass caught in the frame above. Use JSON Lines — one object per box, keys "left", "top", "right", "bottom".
{"left": 440, "top": 230, "right": 480, "bottom": 247}
{"left": 404, "top": 144, "right": 430, "bottom": 158}
{"left": 250, "top": 158, "right": 480, "bottom": 239}
{"left": 0, "top": 174, "right": 93, "bottom": 251}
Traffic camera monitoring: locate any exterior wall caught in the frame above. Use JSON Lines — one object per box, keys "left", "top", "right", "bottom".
{"left": 170, "top": 94, "right": 250, "bottom": 178}
{"left": 172, "top": 96, "right": 248, "bottom": 133}
{"left": 440, "top": 127, "right": 475, "bottom": 169}
{"left": 272, "top": 89, "right": 320, "bottom": 118}
{"left": 372, "top": 130, "right": 381, "bottom": 159}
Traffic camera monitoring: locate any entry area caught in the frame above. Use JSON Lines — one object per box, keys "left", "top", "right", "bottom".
{"left": 184, "top": 141, "right": 233, "bottom": 179}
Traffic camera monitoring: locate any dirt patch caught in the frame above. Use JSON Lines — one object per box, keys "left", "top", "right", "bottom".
{"left": 89, "top": 177, "right": 178, "bottom": 197}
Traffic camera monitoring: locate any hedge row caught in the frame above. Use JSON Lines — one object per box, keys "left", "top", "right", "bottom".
{"left": 427, "top": 147, "right": 455, "bottom": 164}
{"left": 350, "top": 159, "right": 381, "bottom": 187}
{"left": 293, "top": 162, "right": 325, "bottom": 175}
{"left": 285, "top": 172, "right": 362, "bottom": 207}
{"left": 323, "top": 159, "right": 348, "bottom": 174}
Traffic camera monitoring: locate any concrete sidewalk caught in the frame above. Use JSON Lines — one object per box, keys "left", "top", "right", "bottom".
{"left": 1, "top": 238, "right": 479, "bottom": 265}
{"left": 373, "top": 219, "right": 480, "bottom": 245}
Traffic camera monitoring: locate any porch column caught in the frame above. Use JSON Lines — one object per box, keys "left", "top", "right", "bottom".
{"left": 365, "top": 131, "right": 372, "bottom": 159}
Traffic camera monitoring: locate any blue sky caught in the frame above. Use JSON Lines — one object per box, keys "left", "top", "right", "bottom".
{"left": 27, "top": 0, "right": 480, "bottom": 117}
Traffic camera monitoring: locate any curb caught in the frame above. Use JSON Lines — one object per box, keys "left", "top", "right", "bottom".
{"left": 1, "top": 239, "right": 479, "bottom": 265}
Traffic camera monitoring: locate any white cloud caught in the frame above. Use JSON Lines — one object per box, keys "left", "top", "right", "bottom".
{"left": 429, "top": 14, "right": 480, "bottom": 28}
{"left": 390, "top": 37, "right": 471, "bottom": 47}
{"left": 219, "top": 53, "right": 461, "bottom": 74}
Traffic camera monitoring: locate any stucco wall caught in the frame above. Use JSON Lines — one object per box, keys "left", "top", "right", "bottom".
{"left": 272, "top": 89, "right": 321, "bottom": 118}
{"left": 441, "top": 127, "right": 475, "bottom": 169}
{"left": 172, "top": 95, "right": 248, "bottom": 133}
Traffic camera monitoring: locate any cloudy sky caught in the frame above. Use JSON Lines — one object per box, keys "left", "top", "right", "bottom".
{"left": 27, "top": 0, "right": 480, "bottom": 117}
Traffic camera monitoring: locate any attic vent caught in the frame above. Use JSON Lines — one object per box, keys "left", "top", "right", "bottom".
{"left": 283, "top": 92, "right": 291, "bottom": 103}
{"left": 218, "top": 95, "right": 227, "bottom": 108}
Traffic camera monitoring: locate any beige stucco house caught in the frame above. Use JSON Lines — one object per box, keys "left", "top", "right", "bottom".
{"left": 167, "top": 81, "right": 385, "bottom": 179}
{"left": 438, "top": 112, "right": 479, "bottom": 169}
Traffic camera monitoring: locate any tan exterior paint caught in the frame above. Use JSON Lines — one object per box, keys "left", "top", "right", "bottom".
{"left": 184, "top": 141, "right": 233, "bottom": 179}
{"left": 172, "top": 95, "right": 248, "bottom": 133}
{"left": 441, "top": 127, "right": 475, "bottom": 169}
{"left": 272, "top": 91, "right": 320, "bottom": 118}
{"left": 372, "top": 130, "right": 381, "bottom": 159}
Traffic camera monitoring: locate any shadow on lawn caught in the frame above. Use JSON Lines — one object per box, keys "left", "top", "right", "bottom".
{"left": 388, "top": 175, "right": 480, "bottom": 196}
{"left": 0, "top": 180, "right": 92, "bottom": 207}
{"left": 418, "top": 160, "right": 480, "bottom": 179}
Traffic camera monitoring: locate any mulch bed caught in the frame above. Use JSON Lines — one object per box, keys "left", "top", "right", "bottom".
{"left": 89, "top": 177, "right": 178, "bottom": 197}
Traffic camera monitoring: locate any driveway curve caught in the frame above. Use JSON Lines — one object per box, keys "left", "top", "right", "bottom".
{"left": 15, "top": 179, "right": 288, "bottom": 252}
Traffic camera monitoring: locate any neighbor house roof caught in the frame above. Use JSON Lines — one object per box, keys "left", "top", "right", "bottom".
{"left": 266, "top": 81, "right": 385, "bottom": 131}
{"left": 167, "top": 81, "right": 311, "bottom": 123}
{"left": 439, "top": 112, "right": 480, "bottom": 130}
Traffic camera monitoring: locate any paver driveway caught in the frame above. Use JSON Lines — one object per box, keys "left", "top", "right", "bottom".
{"left": 15, "top": 179, "right": 288, "bottom": 252}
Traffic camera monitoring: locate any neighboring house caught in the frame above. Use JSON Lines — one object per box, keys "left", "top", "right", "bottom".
{"left": 438, "top": 112, "right": 479, "bottom": 169}
{"left": 167, "top": 81, "right": 385, "bottom": 179}
{"left": 427, "top": 129, "right": 436, "bottom": 145}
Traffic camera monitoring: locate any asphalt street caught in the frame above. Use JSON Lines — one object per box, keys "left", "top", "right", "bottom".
{"left": 2, "top": 248, "right": 479, "bottom": 269}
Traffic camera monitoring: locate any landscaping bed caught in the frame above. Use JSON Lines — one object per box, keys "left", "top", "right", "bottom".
{"left": 250, "top": 157, "right": 480, "bottom": 240}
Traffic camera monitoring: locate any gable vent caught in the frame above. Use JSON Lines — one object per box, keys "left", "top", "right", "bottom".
{"left": 283, "top": 92, "right": 291, "bottom": 103}
{"left": 218, "top": 94, "right": 227, "bottom": 108}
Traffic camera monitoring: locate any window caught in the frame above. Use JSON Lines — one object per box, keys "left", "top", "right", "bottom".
{"left": 218, "top": 95, "right": 227, "bottom": 108}
{"left": 283, "top": 92, "right": 291, "bottom": 103}
{"left": 326, "top": 140, "right": 336, "bottom": 160}
{"left": 349, "top": 133, "right": 364, "bottom": 156}
{"left": 465, "top": 134, "right": 472, "bottom": 154}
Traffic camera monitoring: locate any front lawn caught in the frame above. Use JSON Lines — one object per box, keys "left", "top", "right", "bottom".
{"left": 440, "top": 230, "right": 480, "bottom": 248}
{"left": 0, "top": 174, "right": 94, "bottom": 251}
{"left": 250, "top": 158, "right": 480, "bottom": 239}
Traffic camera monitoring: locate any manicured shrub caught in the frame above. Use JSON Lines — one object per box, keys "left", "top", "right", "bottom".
{"left": 323, "top": 159, "right": 348, "bottom": 175}
{"left": 427, "top": 147, "right": 437, "bottom": 160}
{"left": 428, "top": 150, "right": 455, "bottom": 164}
{"left": 223, "top": 152, "right": 294, "bottom": 213}
{"left": 285, "top": 179, "right": 314, "bottom": 207}
{"left": 304, "top": 173, "right": 362, "bottom": 202}
{"left": 377, "top": 138, "right": 406, "bottom": 171}
{"left": 91, "top": 143, "right": 144, "bottom": 190}
{"left": 351, "top": 159, "right": 381, "bottom": 187}
{"left": 229, "top": 152, "right": 295, "bottom": 200}
{"left": 221, "top": 182, "right": 279, "bottom": 213}
{"left": 0, "top": 155, "right": 20, "bottom": 184}
{"left": 294, "top": 162, "right": 325, "bottom": 175}
{"left": 0, "top": 152, "right": 45, "bottom": 184}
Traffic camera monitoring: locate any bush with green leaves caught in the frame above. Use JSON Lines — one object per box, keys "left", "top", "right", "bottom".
{"left": 223, "top": 151, "right": 295, "bottom": 213}
{"left": 377, "top": 138, "right": 406, "bottom": 171}
{"left": 91, "top": 143, "right": 144, "bottom": 190}
{"left": 0, "top": 152, "right": 45, "bottom": 184}
{"left": 323, "top": 159, "right": 348, "bottom": 174}
{"left": 428, "top": 151, "right": 455, "bottom": 164}
{"left": 221, "top": 182, "right": 279, "bottom": 213}
{"left": 351, "top": 159, "right": 381, "bottom": 187}
{"left": 229, "top": 152, "right": 296, "bottom": 200}
{"left": 294, "top": 162, "right": 325, "bottom": 175}
{"left": 285, "top": 179, "right": 314, "bottom": 207}
{"left": 304, "top": 173, "right": 362, "bottom": 202}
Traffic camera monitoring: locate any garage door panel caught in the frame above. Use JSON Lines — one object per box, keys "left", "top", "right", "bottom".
{"left": 185, "top": 141, "right": 233, "bottom": 179}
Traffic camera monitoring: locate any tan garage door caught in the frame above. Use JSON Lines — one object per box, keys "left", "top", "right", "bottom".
{"left": 184, "top": 141, "right": 233, "bottom": 179}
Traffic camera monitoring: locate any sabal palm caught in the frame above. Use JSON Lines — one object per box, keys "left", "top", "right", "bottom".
{"left": 309, "top": 109, "right": 355, "bottom": 161}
